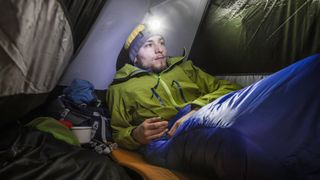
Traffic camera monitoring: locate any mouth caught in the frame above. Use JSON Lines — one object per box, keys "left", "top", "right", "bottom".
{"left": 155, "top": 56, "right": 166, "bottom": 61}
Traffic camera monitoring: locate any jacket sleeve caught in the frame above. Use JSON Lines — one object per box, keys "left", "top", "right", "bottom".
{"left": 106, "top": 86, "right": 141, "bottom": 150}
{"left": 181, "top": 60, "right": 242, "bottom": 107}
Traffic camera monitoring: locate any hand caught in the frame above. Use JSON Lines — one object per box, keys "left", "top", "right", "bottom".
{"left": 132, "top": 117, "right": 168, "bottom": 144}
{"left": 167, "top": 110, "right": 197, "bottom": 138}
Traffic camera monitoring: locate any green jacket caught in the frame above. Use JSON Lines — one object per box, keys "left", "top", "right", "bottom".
{"left": 106, "top": 56, "right": 241, "bottom": 150}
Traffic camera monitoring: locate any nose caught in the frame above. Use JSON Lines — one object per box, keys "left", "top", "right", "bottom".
{"left": 155, "top": 44, "right": 164, "bottom": 54}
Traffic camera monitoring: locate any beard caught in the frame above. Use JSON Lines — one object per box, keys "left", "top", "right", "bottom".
{"left": 150, "top": 60, "right": 168, "bottom": 73}
{"left": 134, "top": 56, "right": 168, "bottom": 73}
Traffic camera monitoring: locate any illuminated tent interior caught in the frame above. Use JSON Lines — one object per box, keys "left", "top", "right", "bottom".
{"left": 1, "top": 0, "right": 319, "bottom": 179}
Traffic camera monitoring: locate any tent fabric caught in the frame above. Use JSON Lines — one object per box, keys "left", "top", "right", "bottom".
{"left": 0, "top": 93, "right": 49, "bottom": 123}
{"left": 0, "top": 0, "right": 73, "bottom": 97}
{"left": 0, "top": 127, "right": 131, "bottom": 180}
{"left": 190, "top": 0, "right": 320, "bottom": 74}
{"left": 141, "top": 54, "right": 320, "bottom": 179}
{"left": 215, "top": 74, "right": 269, "bottom": 87}
{"left": 58, "top": 0, "right": 108, "bottom": 50}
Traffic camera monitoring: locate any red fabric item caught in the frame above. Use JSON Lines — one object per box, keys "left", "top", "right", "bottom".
{"left": 59, "top": 119, "right": 73, "bottom": 129}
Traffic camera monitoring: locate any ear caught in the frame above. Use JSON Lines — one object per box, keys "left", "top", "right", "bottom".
{"left": 133, "top": 57, "right": 138, "bottom": 65}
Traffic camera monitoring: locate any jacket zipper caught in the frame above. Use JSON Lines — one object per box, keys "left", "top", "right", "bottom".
{"left": 152, "top": 74, "right": 179, "bottom": 108}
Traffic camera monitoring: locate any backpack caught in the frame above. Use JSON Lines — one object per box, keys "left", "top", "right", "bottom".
{"left": 45, "top": 79, "right": 116, "bottom": 154}
{"left": 57, "top": 96, "right": 113, "bottom": 143}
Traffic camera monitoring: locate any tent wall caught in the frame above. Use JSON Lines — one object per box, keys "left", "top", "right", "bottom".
{"left": 189, "top": 0, "right": 320, "bottom": 75}
{"left": 0, "top": 0, "right": 73, "bottom": 124}
{"left": 0, "top": 0, "right": 106, "bottom": 123}
{"left": 0, "top": 0, "right": 73, "bottom": 97}
{"left": 59, "top": 0, "right": 149, "bottom": 89}
{"left": 59, "top": 0, "right": 108, "bottom": 50}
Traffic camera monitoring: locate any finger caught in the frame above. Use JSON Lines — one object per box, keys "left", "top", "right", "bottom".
{"left": 145, "top": 126, "right": 168, "bottom": 136}
{"left": 145, "top": 117, "right": 162, "bottom": 123}
{"left": 148, "top": 121, "right": 168, "bottom": 129}
{"left": 147, "top": 129, "right": 168, "bottom": 140}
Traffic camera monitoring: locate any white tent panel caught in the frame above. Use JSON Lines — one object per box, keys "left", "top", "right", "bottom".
{"left": 59, "top": 0, "right": 149, "bottom": 89}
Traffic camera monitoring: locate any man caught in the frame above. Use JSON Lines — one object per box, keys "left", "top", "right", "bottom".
{"left": 106, "top": 24, "right": 320, "bottom": 180}
{"left": 107, "top": 24, "right": 241, "bottom": 150}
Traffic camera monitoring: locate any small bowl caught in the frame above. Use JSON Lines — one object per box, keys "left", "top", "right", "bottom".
{"left": 71, "top": 126, "right": 92, "bottom": 144}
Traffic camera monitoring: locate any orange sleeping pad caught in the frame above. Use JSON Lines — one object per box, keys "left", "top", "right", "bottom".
{"left": 111, "top": 148, "right": 207, "bottom": 180}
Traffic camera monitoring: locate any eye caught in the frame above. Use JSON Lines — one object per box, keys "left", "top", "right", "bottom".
{"left": 144, "top": 43, "right": 152, "bottom": 48}
{"left": 160, "top": 40, "right": 165, "bottom": 45}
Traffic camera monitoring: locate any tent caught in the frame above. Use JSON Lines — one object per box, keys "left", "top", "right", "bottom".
{"left": 1, "top": 0, "right": 319, "bottom": 179}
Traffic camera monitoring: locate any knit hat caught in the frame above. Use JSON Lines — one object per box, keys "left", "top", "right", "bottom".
{"left": 124, "top": 24, "right": 155, "bottom": 62}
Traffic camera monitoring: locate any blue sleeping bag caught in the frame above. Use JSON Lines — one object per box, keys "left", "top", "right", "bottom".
{"left": 141, "top": 54, "right": 320, "bottom": 180}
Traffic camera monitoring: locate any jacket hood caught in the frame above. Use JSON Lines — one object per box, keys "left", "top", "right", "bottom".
{"left": 111, "top": 56, "right": 186, "bottom": 84}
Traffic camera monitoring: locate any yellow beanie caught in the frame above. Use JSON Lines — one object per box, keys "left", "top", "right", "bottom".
{"left": 124, "top": 24, "right": 156, "bottom": 62}
{"left": 124, "top": 24, "right": 146, "bottom": 50}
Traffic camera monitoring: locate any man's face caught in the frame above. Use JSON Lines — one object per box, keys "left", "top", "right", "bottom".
{"left": 134, "top": 35, "right": 168, "bottom": 73}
